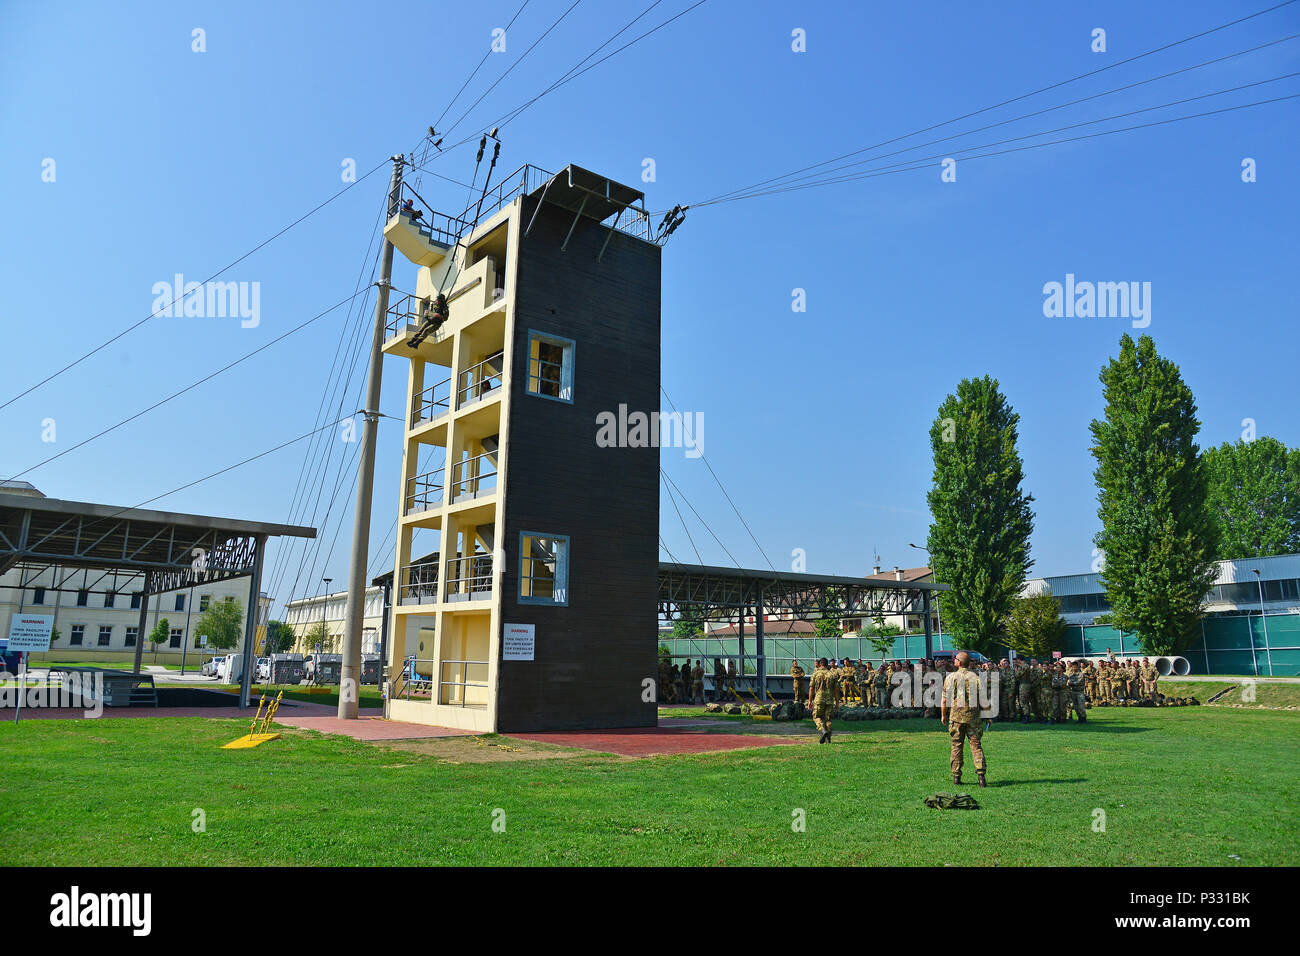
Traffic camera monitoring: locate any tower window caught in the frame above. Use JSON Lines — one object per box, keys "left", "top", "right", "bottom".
{"left": 519, "top": 532, "right": 569, "bottom": 606}
{"left": 526, "top": 331, "right": 574, "bottom": 403}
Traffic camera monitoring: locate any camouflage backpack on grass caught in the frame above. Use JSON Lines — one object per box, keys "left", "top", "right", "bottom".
{"left": 924, "top": 793, "right": 980, "bottom": 810}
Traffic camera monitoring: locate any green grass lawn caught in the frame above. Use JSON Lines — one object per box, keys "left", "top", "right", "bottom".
{"left": 1, "top": 705, "right": 1295, "bottom": 866}
{"left": 1160, "top": 680, "right": 1300, "bottom": 709}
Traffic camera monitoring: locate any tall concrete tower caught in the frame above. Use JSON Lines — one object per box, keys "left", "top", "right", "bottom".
{"left": 382, "top": 165, "right": 661, "bottom": 733}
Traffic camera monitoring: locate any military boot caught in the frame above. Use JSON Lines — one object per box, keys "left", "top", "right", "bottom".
{"left": 977, "top": 771, "right": 987, "bottom": 789}
{"left": 952, "top": 772, "right": 962, "bottom": 786}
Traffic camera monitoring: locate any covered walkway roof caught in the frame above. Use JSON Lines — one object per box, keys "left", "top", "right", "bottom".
{"left": 657, "top": 561, "right": 947, "bottom": 620}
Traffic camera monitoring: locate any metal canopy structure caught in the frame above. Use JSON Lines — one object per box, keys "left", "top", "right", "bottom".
{"left": 526, "top": 163, "right": 656, "bottom": 257}
{"left": 657, "top": 561, "right": 950, "bottom": 695}
{"left": 658, "top": 562, "right": 946, "bottom": 620}
{"left": 0, "top": 492, "right": 315, "bottom": 707}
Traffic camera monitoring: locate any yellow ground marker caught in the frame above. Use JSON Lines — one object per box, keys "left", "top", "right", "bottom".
{"left": 222, "top": 691, "right": 283, "bottom": 749}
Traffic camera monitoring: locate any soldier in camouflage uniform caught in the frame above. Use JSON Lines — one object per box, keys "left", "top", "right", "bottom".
{"left": 691, "top": 660, "right": 704, "bottom": 704}
{"left": 941, "top": 651, "right": 987, "bottom": 788}
{"left": 839, "top": 658, "right": 858, "bottom": 704}
{"left": 1016, "top": 659, "right": 1035, "bottom": 722}
{"left": 1083, "top": 659, "right": 1098, "bottom": 702}
{"left": 875, "top": 661, "right": 892, "bottom": 709}
{"left": 790, "top": 660, "right": 807, "bottom": 703}
{"left": 1066, "top": 662, "right": 1087, "bottom": 722}
{"left": 1035, "top": 661, "right": 1054, "bottom": 720}
{"left": 998, "top": 659, "right": 1016, "bottom": 721}
{"left": 1050, "top": 663, "right": 1069, "bottom": 722}
{"left": 860, "top": 661, "right": 876, "bottom": 706}
{"left": 658, "top": 657, "right": 673, "bottom": 703}
{"left": 807, "top": 657, "right": 841, "bottom": 744}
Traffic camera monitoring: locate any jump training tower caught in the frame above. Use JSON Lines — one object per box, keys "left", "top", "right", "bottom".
{"left": 381, "top": 164, "right": 662, "bottom": 733}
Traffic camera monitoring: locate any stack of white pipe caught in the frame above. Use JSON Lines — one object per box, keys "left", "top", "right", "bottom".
{"left": 1058, "top": 655, "right": 1190, "bottom": 676}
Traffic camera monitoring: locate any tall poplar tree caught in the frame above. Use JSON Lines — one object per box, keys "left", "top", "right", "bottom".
{"left": 926, "top": 376, "right": 1035, "bottom": 656}
{"left": 1203, "top": 437, "right": 1300, "bottom": 558}
{"left": 1090, "top": 334, "right": 1217, "bottom": 654}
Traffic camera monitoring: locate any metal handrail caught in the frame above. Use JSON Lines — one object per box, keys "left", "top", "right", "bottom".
{"left": 452, "top": 164, "right": 659, "bottom": 244}
{"left": 398, "top": 561, "right": 440, "bottom": 605}
{"left": 404, "top": 468, "right": 445, "bottom": 515}
{"left": 457, "top": 351, "right": 504, "bottom": 408}
{"left": 392, "top": 181, "right": 471, "bottom": 249}
{"left": 444, "top": 556, "right": 493, "bottom": 602}
{"left": 450, "top": 453, "right": 498, "bottom": 502}
{"left": 384, "top": 291, "right": 423, "bottom": 339}
{"left": 411, "top": 375, "right": 452, "bottom": 426}
{"left": 439, "top": 659, "right": 489, "bottom": 707}
{"left": 397, "top": 656, "right": 436, "bottom": 700}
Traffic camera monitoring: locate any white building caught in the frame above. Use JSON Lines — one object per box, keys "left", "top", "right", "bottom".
{"left": 1023, "top": 552, "right": 1300, "bottom": 623}
{"left": 283, "top": 586, "right": 385, "bottom": 656}
{"left": 1, "top": 562, "right": 272, "bottom": 668}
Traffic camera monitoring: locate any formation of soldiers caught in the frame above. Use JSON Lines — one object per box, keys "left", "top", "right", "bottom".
{"left": 792, "top": 657, "right": 924, "bottom": 710}
{"left": 996, "top": 656, "right": 1162, "bottom": 723}
{"left": 657, "top": 657, "right": 741, "bottom": 704}
{"left": 788, "top": 655, "right": 1163, "bottom": 724}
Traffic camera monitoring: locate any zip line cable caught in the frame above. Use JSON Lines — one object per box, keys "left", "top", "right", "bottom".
{"left": 441, "top": 0, "right": 584, "bottom": 141}
{"left": 436, "top": 0, "right": 706, "bottom": 154}
{"left": 661, "top": 471, "right": 705, "bottom": 564}
{"left": 661, "top": 386, "right": 779, "bottom": 573}
{"left": 265, "top": 202, "right": 384, "bottom": 589}
{"left": 660, "top": 467, "right": 745, "bottom": 569}
{"left": 719, "top": 35, "right": 1300, "bottom": 200}
{"left": 433, "top": 0, "right": 534, "bottom": 133}
{"left": 0, "top": 159, "right": 389, "bottom": 412}
{"left": 697, "top": 0, "right": 1299, "bottom": 207}
{"left": 6, "top": 288, "right": 372, "bottom": 481}
{"left": 693, "top": 90, "right": 1300, "bottom": 208}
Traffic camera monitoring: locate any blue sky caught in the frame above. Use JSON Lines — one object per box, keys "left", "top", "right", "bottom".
{"left": 2, "top": 0, "right": 1297, "bottom": 613}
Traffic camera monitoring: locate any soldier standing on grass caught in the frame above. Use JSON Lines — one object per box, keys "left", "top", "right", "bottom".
{"left": 941, "top": 651, "right": 987, "bottom": 788}
{"left": 875, "top": 660, "right": 891, "bottom": 710}
{"left": 1066, "top": 662, "right": 1088, "bottom": 722}
{"left": 807, "top": 657, "right": 840, "bottom": 744}
{"left": 998, "top": 658, "right": 1016, "bottom": 721}
{"left": 790, "top": 660, "right": 806, "bottom": 703}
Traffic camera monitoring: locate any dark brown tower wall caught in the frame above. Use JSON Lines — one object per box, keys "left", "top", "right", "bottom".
{"left": 494, "top": 194, "right": 661, "bottom": 732}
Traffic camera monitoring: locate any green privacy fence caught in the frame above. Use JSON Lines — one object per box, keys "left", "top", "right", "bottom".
{"left": 1063, "top": 614, "right": 1300, "bottom": 676}
{"left": 660, "top": 612, "right": 1300, "bottom": 677}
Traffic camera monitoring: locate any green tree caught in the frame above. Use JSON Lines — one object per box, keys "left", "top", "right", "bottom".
{"left": 263, "top": 619, "right": 296, "bottom": 655}
{"left": 194, "top": 596, "right": 243, "bottom": 651}
{"left": 813, "top": 617, "right": 842, "bottom": 642}
{"left": 670, "top": 605, "right": 707, "bottom": 641}
{"left": 300, "top": 622, "right": 333, "bottom": 653}
{"left": 1004, "top": 593, "right": 1066, "bottom": 659}
{"left": 858, "top": 616, "right": 903, "bottom": 656}
{"left": 926, "top": 376, "right": 1035, "bottom": 657}
{"left": 1090, "top": 334, "right": 1217, "bottom": 655}
{"left": 1203, "top": 437, "right": 1300, "bottom": 559}
{"left": 147, "top": 618, "right": 170, "bottom": 661}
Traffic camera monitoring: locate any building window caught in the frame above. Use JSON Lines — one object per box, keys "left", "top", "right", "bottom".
{"left": 526, "top": 331, "right": 574, "bottom": 403}
{"left": 131, "top": 593, "right": 142, "bottom": 609}
{"left": 32, "top": 587, "right": 45, "bottom": 605}
{"left": 125, "top": 627, "right": 138, "bottom": 647}
{"left": 200, "top": 595, "right": 211, "bottom": 612}
{"left": 97, "top": 626, "right": 112, "bottom": 647}
{"left": 70, "top": 625, "right": 85, "bottom": 646}
{"left": 519, "top": 532, "right": 569, "bottom": 605}
{"left": 169, "top": 628, "right": 183, "bottom": 648}
{"left": 104, "top": 591, "right": 116, "bottom": 608}
{"left": 76, "top": 589, "right": 89, "bottom": 607}
{"left": 175, "top": 594, "right": 186, "bottom": 612}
